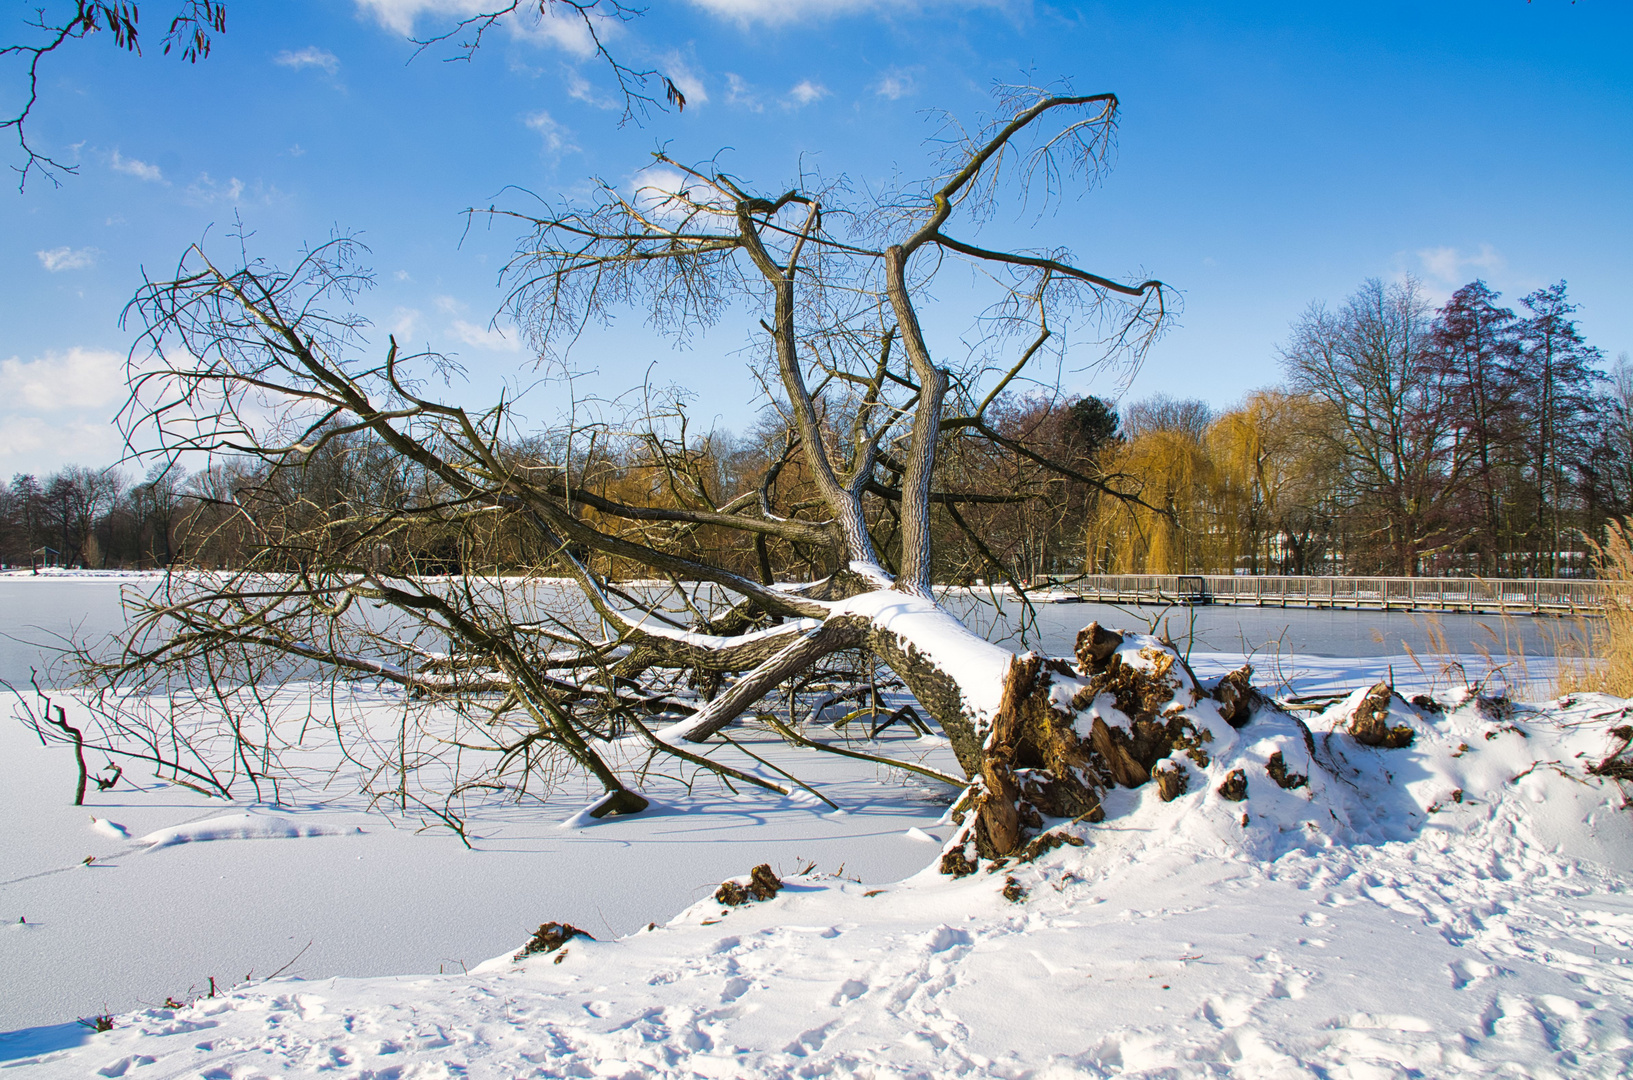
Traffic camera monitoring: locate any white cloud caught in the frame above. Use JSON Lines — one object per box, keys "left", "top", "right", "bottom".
{"left": 626, "top": 165, "right": 739, "bottom": 229}
{"left": 0, "top": 415, "right": 124, "bottom": 470}
{"left": 450, "top": 319, "right": 522, "bottom": 353}
{"left": 36, "top": 246, "right": 98, "bottom": 272}
{"left": 524, "top": 110, "right": 578, "bottom": 156}
{"left": 390, "top": 306, "right": 422, "bottom": 338}
{"left": 724, "top": 73, "right": 763, "bottom": 112}
{"left": 788, "top": 80, "right": 828, "bottom": 106}
{"left": 354, "top": 0, "right": 603, "bottom": 56}
{"left": 184, "top": 173, "right": 248, "bottom": 205}
{"left": 0, "top": 414, "right": 51, "bottom": 459}
{"left": 430, "top": 294, "right": 518, "bottom": 350}
{"left": 353, "top": 0, "right": 475, "bottom": 36}
{"left": 274, "top": 46, "right": 341, "bottom": 74}
{"left": 110, "top": 151, "right": 163, "bottom": 182}
{"left": 630, "top": 166, "right": 694, "bottom": 223}
{"left": 662, "top": 54, "right": 709, "bottom": 108}
{"left": 688, "top": 0, "right": 999, "bottom": 25}
{"left": 875, "top": 71, "right": 915, "bottom": 99}
{"left": 509, "top": 3, "right": 602, "bottom": 57}
{"left": 1416, "top": 243, "right": 1505, "bottom": 285}
{"left": 566, "top": 69, "right": 619, "bottom": 110}
{"left": 0, "top": 348, "right": 125, "bottom": 412}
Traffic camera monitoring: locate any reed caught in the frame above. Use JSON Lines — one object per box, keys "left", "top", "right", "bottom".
{"left": 1556, "top": 521, "right": 1633, "bottom": 698}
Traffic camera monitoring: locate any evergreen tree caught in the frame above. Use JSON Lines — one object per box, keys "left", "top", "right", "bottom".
{"left": 1429, "top": 281, "right": 1523, "bottom": 573}
{"left": 1517, "top": 282, "right": 1604, "bottom": 575}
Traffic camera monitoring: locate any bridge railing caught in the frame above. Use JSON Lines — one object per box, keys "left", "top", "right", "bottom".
{"left": 1051, "top": 575, "right": 1624, "bottom": 614}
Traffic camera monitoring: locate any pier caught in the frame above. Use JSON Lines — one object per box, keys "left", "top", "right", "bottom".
{"left": 1047, "top": 574, "right": 1615, "bottom": 615}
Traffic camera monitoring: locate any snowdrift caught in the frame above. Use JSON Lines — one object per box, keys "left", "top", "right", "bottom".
{"left": 7, "top": 629, "right": 1633, "bottom": 1078}
{"left": 136, "top": 812, "right": 362, "bottom": 850}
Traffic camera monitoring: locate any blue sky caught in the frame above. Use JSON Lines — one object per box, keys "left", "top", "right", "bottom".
{"left": 2, "top": 0, "right": 1629, "bottom": 476}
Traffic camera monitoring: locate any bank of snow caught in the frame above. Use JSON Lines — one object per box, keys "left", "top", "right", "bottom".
{"left": 6, "top": 634, "right": 1632, "bottom": 1078}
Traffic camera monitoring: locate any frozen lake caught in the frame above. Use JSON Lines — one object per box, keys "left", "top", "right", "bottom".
{"left": 0, "top": 574, "right": 1608, "bottom": 1040}
{"left": 0, "top": 574, "right": 1590, "bottom": 689}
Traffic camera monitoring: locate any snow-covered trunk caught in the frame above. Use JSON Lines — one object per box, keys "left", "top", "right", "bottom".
{"left": 622, "top": 571, "right": 1281, "bottom": 863}
{"left": 850, "top": 595, "right": 1013, "bottom": 778}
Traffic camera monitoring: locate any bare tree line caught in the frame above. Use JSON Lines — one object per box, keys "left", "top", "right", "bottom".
{"left": 7, "top": 276, "right": 1619, "bottom": 583}
{"left": 0, "top": 458, "right": 273, "bottom": 569}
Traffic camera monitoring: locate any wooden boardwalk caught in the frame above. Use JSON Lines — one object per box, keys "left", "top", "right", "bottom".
{"left": 1048, "top": 574, "right": 1614, "bottom": 616}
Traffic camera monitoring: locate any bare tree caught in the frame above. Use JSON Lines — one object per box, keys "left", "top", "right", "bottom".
{"left": 89, "top": 86, "right": 1184, "bottom": 857}
{"left": 2, "top": 1, "right": 225, "bottom": 188}
{"left": 3, "top": 1, "right": 673, "bottom": 190}
{"left": 407, "top": 1, "right": 689, "bottom": 124}
{"left": 1280, "top": 277, "right": 1468, "bottom": 575}
{"left": 1121, "top": 393, "right": 1213, "bottom": 441}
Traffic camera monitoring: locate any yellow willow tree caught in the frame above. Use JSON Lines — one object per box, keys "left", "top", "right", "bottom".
{"left": 1086, "top": 426, "right": 1220, "bottom": 573}
{"left": 1205, "top": 390, "right": 1314, "bottom": 574}
{"left": 1085, "top": 390, "right": 1338, "bottom": 575}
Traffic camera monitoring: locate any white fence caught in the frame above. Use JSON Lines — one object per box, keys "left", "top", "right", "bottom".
{"left": 1055, "top": 575, "right": 1618, "bottom": 615}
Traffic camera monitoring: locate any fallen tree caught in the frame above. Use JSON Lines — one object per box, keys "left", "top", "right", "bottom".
{"left": 82, "top": 83, "right": 1183, "bottom": 850}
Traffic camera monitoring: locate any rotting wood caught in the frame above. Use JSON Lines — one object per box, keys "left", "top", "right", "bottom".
{"left": 1349, "top": 682, "right": 1416, "bottom": 748}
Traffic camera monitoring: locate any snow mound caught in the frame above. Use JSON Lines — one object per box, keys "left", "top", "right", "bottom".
{"left": 14, "top": 633, "right": 1633, "bottom": 1078}
{"left": 960, "top": 630, "right": 1633, "bottom": 869}
{"left": 88, "top": 817, "right": 129, "bottom": 840}
{"left": 137, "top": 813, "right": 361, "bottom": 849}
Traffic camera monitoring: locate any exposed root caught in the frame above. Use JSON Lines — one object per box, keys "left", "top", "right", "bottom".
{"left": 1213, "top": 664, "right": 1257, "bottom": 727}
{"left": 1153, "top": 760, "right": 1189, "bottom": 801}
{"left": 1349, "top": 683, "right": 1416, "bottom": 748}
{"left": 1017, "top": 828, "right": 1087, "bottom": 863}
{"left": 940, "top": 842, "right": 979, "bottom": 879}
{"left": 1217, "top": 768, "right": 1248, "bottom": 802}
{"left": 1074, "top": 622, "right": 1123, "bottom": 671}
{"left": 515, "top": 922, "right": 593, "bottom": 961}
{"left": 1266, "top": 751, "right": 1309, "bottom": 790}
{"left": 973, "top": 628, "right": 1217, "bottom": 859}
{"left": 715, "top": 864, "right": 783, "bottom": 906}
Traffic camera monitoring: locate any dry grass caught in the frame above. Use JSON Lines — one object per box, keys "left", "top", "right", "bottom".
{"left": 1557, "top": 521, "right": 1633, "bottom": 699}
{"left": 1399, "top": 613, "right": 1541, "bottom": 700}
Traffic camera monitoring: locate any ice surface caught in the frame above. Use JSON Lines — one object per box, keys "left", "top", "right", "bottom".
{"left": 3, "top": 624, "right": 1631, "bottom": 1078}
{"left": 0, "top": 688, "right": 962, "bottom": 1034}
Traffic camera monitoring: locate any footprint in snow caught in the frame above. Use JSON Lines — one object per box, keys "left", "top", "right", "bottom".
{"left": 923, "top": 925, "right": 972, "bottom": 953}
{"left": 1449, "top": 958, "right": 1492, "bottom": 989}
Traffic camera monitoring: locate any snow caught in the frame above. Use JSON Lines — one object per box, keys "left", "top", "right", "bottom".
{"left": 616, "top": 612, "right": 825, "bottom": 652}
{"left": 4, "top": 623, "right": 1633, "bottom": 1077}
{"left": 88, "top": 818, "right": 129, "bottom": 840}
{"left": 0, "top": 569, "right": 171, "bottom": 580}
{"left": 834, "top": 587, "right": 1017, "bottom": 720}
{"left": 0, "top": 688, "right": 962, "bottom": 1038}
{"left": 135, "top": 812, "right": 362, "bottom": 849}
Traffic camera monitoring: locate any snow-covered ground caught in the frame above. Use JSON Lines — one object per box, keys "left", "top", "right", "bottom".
{"left": 3, "top": 630, "right": 1630, "bottom": 1077}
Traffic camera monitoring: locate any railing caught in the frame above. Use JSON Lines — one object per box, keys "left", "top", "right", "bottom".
{"left": 1049, "top": 575, "right": 1621, "bottom": 615}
